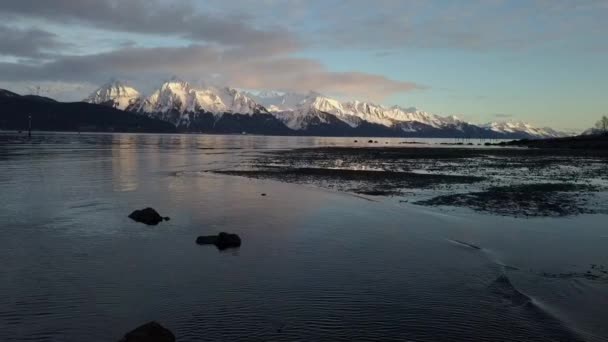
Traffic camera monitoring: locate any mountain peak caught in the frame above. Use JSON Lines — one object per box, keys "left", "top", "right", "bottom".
{"left": 81, "top": 80, "right": 566, "bottom": 138}
{"left": 256, "top": 90, "right": 284, "bottom": 98}
{"left": 483, "top": 120, "right": 567, "bottom": 138}
{"left": 159, "top": 79, "right": 191, "bottom": 92}
{"left": 138, "top": 82, "right": 261, "bottom": 119}
{"left": 85, "top": 80, "right": 141, "bottom": 110}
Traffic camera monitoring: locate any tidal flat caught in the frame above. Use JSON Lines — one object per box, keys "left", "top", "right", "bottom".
{"left": 2, "top": 133, "right": 608, "bottom": 342}
{"left": 214, "top": 146, "right": 608, "bottom": 217}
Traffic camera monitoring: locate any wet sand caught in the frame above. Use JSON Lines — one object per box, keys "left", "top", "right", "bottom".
{"left": 214, "top": 146, "right": 608, "bottom": 217}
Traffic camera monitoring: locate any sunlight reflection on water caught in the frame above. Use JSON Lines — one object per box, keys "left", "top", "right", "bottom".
{"left": 0, "top": 132, "right": 607, "bottom": 342}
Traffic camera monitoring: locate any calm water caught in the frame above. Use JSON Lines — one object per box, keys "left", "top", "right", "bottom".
{"left": 1, "top": 132, "right": 607, "bottom": 342}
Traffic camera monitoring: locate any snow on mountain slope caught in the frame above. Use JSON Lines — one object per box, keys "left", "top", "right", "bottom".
{"left": 83, "top": 81, "right": 565, "bottom": 138}
{"left": 216, "top": 87, "right": 265, "bottom": 114}
{"left": 140, "top": 80, "right": 263, "bottom": 116}
{"left": 344, "top": 102, "right": 463, "bottom": 129}
{"left": 85, "top": 79, "right": 265, "bottom": 120}
{"left": 141, "top": 79, "right": 194, "bottom": 114}
{"left": 266, "top": 93, "right": 364, "bottom": 129}
{"left": 85, "top": 81, "right": 141, "bottom": 110}
{"left": 483, "top": 121, "right": 566, "bottom": 138}
{"left": 267, "top": 91, "right": 565, "bottom": 138}
{"left": 250, "top": 91, "right": 313, "bottom": 112}
{"left": 255, "top": 90, "right": 465, "bottom": 130}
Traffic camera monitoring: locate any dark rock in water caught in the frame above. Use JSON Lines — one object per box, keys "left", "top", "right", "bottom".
{"left": 215, "top": 232, "right": 241, "bottom": 249}
{"left": 163, "top": 216, "right": 170, "bottom": 221}
{"left": 128, "top": 208, "right": 164, "bottom": 225}
{"left": 119, "top": 321, "right": 175, "bottom": 342}
{"left": 261, "top": 193, "right": 267, "bottom": 196}
{"left": 196, "top": 232, "right": 241, "bottom": 250}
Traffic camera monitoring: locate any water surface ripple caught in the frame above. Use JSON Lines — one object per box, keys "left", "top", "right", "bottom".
{"left": 1, "top": 133, "right": 607, "bottom": 341}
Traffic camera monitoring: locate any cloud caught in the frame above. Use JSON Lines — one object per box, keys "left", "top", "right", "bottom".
{"left": 2, "top": 0, "right": 607, "bottom": 54}
{"left": 302, "top": 0, "right": 608, "bottom": 51}
{"left": 0, "top": 24, "right": 68, "bottom": 58}
{"left": 0, "top": 0, "right": 299, "bottom": 53}
{"left": 9, "top": 0, "right": 606, "bottom": 104}
{"left": 1, "top": 0, "right": 425, "bottom": 100}
{"left": 0, "top": 44, "right": 422, "bottom": 101}
{"left": 374, "top": 51, "right": 395, "bottom": 58}
{"left": 0, "top": 80, "right": 96, "bottom": 102}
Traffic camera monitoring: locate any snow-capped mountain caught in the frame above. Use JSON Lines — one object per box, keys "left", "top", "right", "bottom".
{"left": 140, "top": 80, "right": 264, "bottom": 116}
{"left": 84, "top": 80, "right": 567, "bottom": 138}
{"left": 483, "top": 121, "right": 567, "bottom": 139}
{"left": 253, "top": 90, "right": 467, "bottom": 131}
{"left": 85, "top": 81, "right": 141, "bottom": 111}
{"left": 271, "top": 94, "right": 363, "bottom": 130}
{"left": 250, "top": 91, "right": 312, "bottom": 112}
{"left": 139, "top": 79, "right": 194, "bottom": 114}
{"left": 87, "top": 79, "right": 269, "bottom": 127}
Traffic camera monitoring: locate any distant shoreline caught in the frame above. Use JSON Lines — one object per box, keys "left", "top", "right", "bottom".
{"left": 496, "top": 133, "right": 608, "bottom": 150}
{"left": 0, "top": 129, "right": 517, "bottom": 141}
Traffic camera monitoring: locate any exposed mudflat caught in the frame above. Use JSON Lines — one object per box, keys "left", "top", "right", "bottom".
{"left": 213, "top": 146, "right": 608, "bottom": 217}
{"left": 499, "top": 133, "right": 608, "bottom": 150}
{"left": 216, "top": 168, "right": 484, "bottom": 196}
{"left": 416, "top": 183, "right": 600, "bottom": 217}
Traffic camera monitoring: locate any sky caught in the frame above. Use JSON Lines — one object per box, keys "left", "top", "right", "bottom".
{"left": 0, "top": 0, "right": 607, "bottom": 131}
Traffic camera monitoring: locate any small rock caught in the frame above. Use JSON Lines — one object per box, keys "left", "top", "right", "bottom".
{"left": 261, "top": 193, "right": 267, "bottom": 196}
{"left": 119, "top": 321, "right": 175, "bottom": 342}
{"left": 196, "top": 232, "right": 241, "bottom": 250}
{"left": 163, "top": 217, "right": 171, "bottom": 221}
{"left": 354, "top": 140, "right": 358, "bottom": 143}
{"left": 368, "top": 140, "right": 373, "bottom": 143}
{"left": 128, "top": 208, "right": 165, "bottom": 225}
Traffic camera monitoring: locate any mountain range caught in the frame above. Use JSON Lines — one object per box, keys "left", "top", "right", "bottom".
{"left": 0, "top": 80, "right": 568, "bottom": 138}
{"left": 0, "top": 88, "right": 175, "bottom": 133}
{"left": 83, "top": 80, "right": 567, "bottom": 138}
